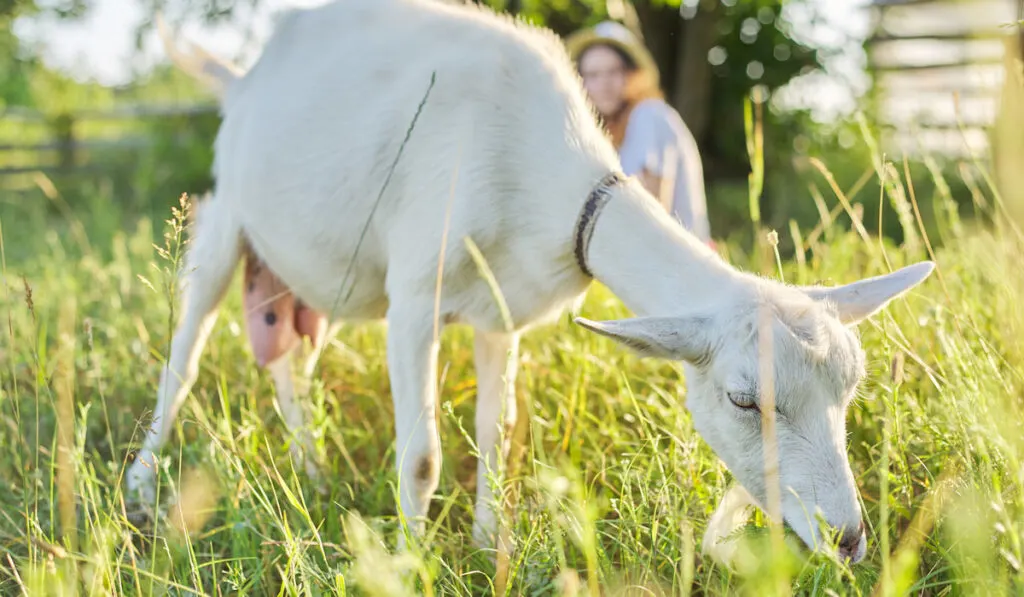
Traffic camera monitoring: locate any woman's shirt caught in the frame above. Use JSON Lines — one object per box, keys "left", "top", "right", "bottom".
{"left": 617, "top": 98, "right": 711, "bottom": 243}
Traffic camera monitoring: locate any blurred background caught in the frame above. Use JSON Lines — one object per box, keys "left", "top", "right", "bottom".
{"left": 0, "top": 0, "right": 1021, "bottom": 255}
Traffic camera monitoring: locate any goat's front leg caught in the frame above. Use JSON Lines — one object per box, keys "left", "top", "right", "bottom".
{"left": 471, "top": 330, "right": 519, "bottom": 548}
{"left": 126, "top": 306, "right": 225, "bottom": 502}
{"left": 387, "top": 302, "right": 442, "bottom": 543}
{"left": 126, "top": 202, "right": 240, "bottom": 502}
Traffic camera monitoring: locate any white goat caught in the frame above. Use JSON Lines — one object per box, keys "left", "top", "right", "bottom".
{"left": 132, "top": 0, "right": 933, "bottom": 563}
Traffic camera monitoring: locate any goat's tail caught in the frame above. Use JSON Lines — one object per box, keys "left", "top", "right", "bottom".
{"left": 156, "top": 13, "right": 243, "bottom": 100}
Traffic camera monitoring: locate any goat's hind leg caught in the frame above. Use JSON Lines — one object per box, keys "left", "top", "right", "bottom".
{"left": 267, "top": 322, "right": 340, "bottom": 487}
{"left": 386, "top": 299, "right": 442, "bottom": 543}
{"left": 125, "top": 197, "right": 242, "bottom": 502}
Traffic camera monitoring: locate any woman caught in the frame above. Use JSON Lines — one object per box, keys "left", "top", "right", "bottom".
{"left": 567, "top": 21, "right": 712, "bottom": 245}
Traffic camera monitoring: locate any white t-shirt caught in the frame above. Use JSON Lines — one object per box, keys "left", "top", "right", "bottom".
{"left": 617, "top": 98, "right": 711, "bottom": 242}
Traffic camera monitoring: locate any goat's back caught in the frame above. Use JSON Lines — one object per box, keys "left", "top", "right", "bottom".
{"left": 212, "top": 0, "right": 616, "bottom": 328}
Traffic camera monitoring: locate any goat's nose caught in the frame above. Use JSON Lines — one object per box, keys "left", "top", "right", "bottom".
{"left": 837, "top": 521, "right": 865, "bottom": 562}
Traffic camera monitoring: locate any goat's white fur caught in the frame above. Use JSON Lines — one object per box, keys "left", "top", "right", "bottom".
{"left": 131, "top": 0, "right": 934, "bottom": 563}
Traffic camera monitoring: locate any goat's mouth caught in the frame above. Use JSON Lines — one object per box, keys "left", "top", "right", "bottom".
{"left": 782, "top": 519, "right": 867, "bottom": 565}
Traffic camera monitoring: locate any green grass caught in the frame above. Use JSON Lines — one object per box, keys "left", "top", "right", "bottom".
{"left": 1, "top": 155, "right": 1023, "bottom": 597}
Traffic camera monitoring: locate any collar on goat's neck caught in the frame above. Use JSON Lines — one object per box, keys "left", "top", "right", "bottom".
{"left": 580, "top": 173, "right": 738, "bottom": 317}
{"left": 574, "top": 171, "right": 625, "bottom": 277}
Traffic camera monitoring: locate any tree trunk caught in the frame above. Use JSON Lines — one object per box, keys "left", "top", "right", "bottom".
{"left": 673, "top": 1, "right": 719, "bottom": 144}
{"left": 633, "top": 1, "right": 719, "bottom": 177}
{"left": 633, "top": 2, "right": 679, "bottom": 96}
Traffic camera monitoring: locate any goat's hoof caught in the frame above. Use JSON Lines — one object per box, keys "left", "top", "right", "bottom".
{"left": 397, "top": 520, "right": 427, "bottom": 553}
{"left": 293, "top": 455, "right": 327, "bottom": 495}
{"left": 471, "top": 521, "right": 513, "bottom": 566}
{"left": 291, "top": 455, "right": 328, "bottom": 496}
{"left": 471, "top": 522, "right": 495, "bottom": 550}
{"left": 125, "top": 501, "right": 157, "bottom": 530}
{"left": 125, "top": 464, "right": 158, "bottom": 505}
{"left": 313, "top": 475, "right": 329, "bottom": 497}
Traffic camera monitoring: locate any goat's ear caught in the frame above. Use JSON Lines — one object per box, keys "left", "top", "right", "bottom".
{"left": 574, "top": 316, "right": 711, "bottom": 363}
{"left": 803, "top": 261, "right": 935, "bottom": 325}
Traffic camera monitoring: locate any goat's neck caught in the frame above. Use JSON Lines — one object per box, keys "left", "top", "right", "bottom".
{"left": 587, "top": 184, "right": 742, "bottom": 317}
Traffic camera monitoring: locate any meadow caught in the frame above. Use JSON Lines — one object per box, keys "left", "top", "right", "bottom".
{"left": 1, "top": 138, "right": 1023, "bottom": 597}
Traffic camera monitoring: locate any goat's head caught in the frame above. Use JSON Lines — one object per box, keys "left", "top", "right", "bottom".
{"left": 576, "top": 262, "right": 934, "bottom": 563}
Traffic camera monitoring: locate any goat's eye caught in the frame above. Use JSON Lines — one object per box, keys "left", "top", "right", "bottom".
{"left": 727, "top": 392, "right": 759, "bottom": 411}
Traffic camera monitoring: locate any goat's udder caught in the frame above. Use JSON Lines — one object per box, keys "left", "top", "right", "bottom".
{"left": 243, "top": 252, "right": 327, "bottom": 366}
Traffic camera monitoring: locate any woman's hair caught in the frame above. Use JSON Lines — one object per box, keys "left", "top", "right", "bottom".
{"left": 578, "top": 42, "right": 663, "bottom": 149}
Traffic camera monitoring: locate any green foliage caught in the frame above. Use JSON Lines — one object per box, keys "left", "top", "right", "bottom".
{"left": 0, "top": 0, "right": 34, "bottom": 19}
{"left": 705, "top": 2, "right": 818, "bottom": 156}
{"left": 0, "top": 15, "right": 36, "bottom": 109}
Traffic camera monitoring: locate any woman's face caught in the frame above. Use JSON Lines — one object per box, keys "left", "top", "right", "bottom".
{"left": 578, "top": 44, "right": 630, "bottom": 117}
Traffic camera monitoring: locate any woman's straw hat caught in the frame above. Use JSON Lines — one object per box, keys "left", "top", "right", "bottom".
{"left": 565, "top": 21, "right": 660, "bottom": 89}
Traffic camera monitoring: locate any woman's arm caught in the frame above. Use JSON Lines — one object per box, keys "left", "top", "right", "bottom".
{"left": 619, "top": 107, "right": 673, "bottom": 209}
{"left": 636, "top": 168, "right": 669, "bottom": 210}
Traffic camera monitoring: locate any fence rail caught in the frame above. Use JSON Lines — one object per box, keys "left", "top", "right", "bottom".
{"left": 0, "top": 103, "right": 218, "bottom": 176}
{"left": 867, "top": 0, "right": 1020, "bottom": 156}
{"left": 1, "top": 103, "right": 218, "bottom": 121}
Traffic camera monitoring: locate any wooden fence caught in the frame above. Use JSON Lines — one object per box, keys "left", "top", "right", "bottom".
{"left": 867, "top": 0, "right": 1021, "bottom": 157}
{"left": 0, "top": 103, "right": 218, "bottom": 177}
